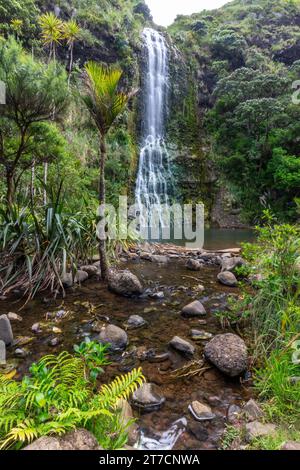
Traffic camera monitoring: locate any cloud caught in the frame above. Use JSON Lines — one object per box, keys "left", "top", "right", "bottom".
{"left": 145, "top": 0, "right": 231, "bottom": 26}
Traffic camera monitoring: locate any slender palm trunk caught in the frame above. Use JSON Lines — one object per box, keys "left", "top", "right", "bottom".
{"left": 68, "top": 44, "right": 74, "bottom": 88}
{"left": 43, "top": 162, "right": 48, "bottom": 206}
{"left": 30, "top": 160, "right": 35, "bottom": 206}
{"left": 99, "top": 136, "right": 108, "bottom": 281}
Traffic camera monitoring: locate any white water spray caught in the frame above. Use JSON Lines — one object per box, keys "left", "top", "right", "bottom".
{"left": 135, "top": 28, "right": 173, "bottom": 228}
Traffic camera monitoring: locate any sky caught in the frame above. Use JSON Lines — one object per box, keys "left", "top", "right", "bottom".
{"left": 145, "top": 0, "right": 232, "bottom": 27}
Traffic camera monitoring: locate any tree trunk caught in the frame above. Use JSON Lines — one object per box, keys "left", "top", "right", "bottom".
{"left": 99, "top": 136, "right": 108, "bottom": 281}
{"left": 43, "top": 162, "right": 48, "bottom": 206}
{"left": 68, "top": 44, "right": 73, "bottom": 88}
{"left": 6, "top": 171, "right": 14, "bottom": 209}
{"left": 30, "top": 160, "right": 35, "bottom": 206}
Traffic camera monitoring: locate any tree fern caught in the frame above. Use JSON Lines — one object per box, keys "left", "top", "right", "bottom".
{"left": 0, "top": 343, "right": 145, "bottom": 450}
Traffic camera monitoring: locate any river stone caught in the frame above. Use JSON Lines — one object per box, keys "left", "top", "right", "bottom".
{"left": 204, "top": 333, "right": 248, "bottom": 377}
{"left": 23, "top": 429, "right": 101, "bottom": 450}
{"left": 150, "top": 291, "right": 165, "bottom": 299}
{"left": 189, "top": 401, "right": 215, "bottom": 421}
{"left": 140, "top": 251, "right": 152, "bottom": 261}
{"left": 217, "top": 271, "right": 238, "bottom": 287}
{"left": 188, "top": 423, "right": 209, "bottom": 442}
{"left": 62, "top": 270, "right": 89, "bottom": 288}
{"left": 169, "top": 336, "right": 195, "bottom": 356}
{"left": 182, "top": 300, "right": 206, "bottom": 318}
{"left": 227, "top": 404, "right": 242, "bottom": 424}
{"left": 99, "top": 324, "right": 128, "bottom": 351}
{"left": 191, "top": 329, "right": 213, "bottom": 341}
{"left": 117, "top": 399, "right": 138, "bottom": 446}
{"left": 0, "top": 314, "right": 13, "bottom": 346}
{"left": 245, "top": 421, "right": 277, "bottom": 442}
{"left": 127, "top": 315, "right": 147, "bottom": 329}
{"left": 281, "top": 441, "right": 300, "bottom": 450}
{"left": 221, "top": 257, "right": 245, "bottom": 273}
{"left": 80, "top": 265, "right": 98, "bottom": 277}
{"left": 132, "top": 383, "right": 165, "bottom": 412}
{"left": 108, "top": 269, "right": 143, "bottom": 297}
{"left": 243, "top": 399, "right": 264, "bottom": 421}
{"left": 186, "top": 259, "right": 202, "bottom": 271}
{"left": 151, "top": 255, "right": 169, "bottom": 264}
{"left": 7, "top": 312, "right": 22, "bottom": 322}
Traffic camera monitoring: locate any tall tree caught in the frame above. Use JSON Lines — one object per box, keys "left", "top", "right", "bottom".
{"left": 39, "top": 12, "right": 63, "bottom": 62}
{"left": 0, "top": 38, "right": 68, "bottom": 208}
{"left": 82, "top": 61, "right": 136, "bottom": 280}
{"left": 62, "top": 19, "right": 81, "bottom": 87}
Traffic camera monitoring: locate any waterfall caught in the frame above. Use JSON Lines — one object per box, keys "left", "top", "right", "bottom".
{"left": 135, "top": 28, "right": 173, "bottom": 230}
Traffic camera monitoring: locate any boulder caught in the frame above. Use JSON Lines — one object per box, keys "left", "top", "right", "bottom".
{"left": 127, "top": 315, "right": 147, "bottom": 329}
{"left": 99, "top": 324, "right": 128, "bottom": 351}
{"left": 182, "top": 300, "right": 206, "bottom": 318}
{"left": 108, "top": 269, "right": 143, "bottom": 297}
{"left": 7, "top": 312, "right": 22, "bottom": 322}
{"left": 281, "top": 441, "right": 300, "bottom": 450}
{"left": 188, "top": 401, "right": 215, "bottom": 421}
{"left": 80, "top": 265, "right": 99, "bottom": 277}
{"left": 132, "top": 383, "right": 165, "bottom": 412}
{"left": 169, "top": 336, "right": 195, "bottom": 356}
{"left": 204, "top": 333, "right": 248, "bottom": 377}
{"left": 186, "top": 259, "right": 202, "bottom": 271}
{"left": 226, "top": 404, "right": 242, "bottom": 424}
{"left": 217, "top": 271, "right": 238, "bottom": 287}
{"left": 0, "top": 314, "right": 13, "bottom": 346}
{"left": 221, "top": 257, "right": 245, "bottom": 273}
{"left": 243, "top": 399, "right": 264, "bottom": 421}
{"left": 62, "top": 270, "right": 89, "bottom": 288}
{"left": 245, "top": 421, "right": 276, "bottom": 442}
{"left": 23, "top": 429, "right": 101, "bottom": 450}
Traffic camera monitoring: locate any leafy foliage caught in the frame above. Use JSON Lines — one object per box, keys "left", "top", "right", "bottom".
{"left": 0, "top": 344, "right": 145, "bottom": 450}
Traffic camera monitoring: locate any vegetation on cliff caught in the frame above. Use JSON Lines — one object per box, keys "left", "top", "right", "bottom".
{"left": 169, "top": 0, "right": 300, "bottom": 223}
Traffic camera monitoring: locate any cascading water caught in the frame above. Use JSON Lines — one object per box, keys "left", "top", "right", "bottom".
{"left": 135, "top": 28, "right": 173, "bottom": 230}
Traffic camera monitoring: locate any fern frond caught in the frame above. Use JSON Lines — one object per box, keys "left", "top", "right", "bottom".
{"left": 97, "top": 368, "right": 145, "bottom": 409}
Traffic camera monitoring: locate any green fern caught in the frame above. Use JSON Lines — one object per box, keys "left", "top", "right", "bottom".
{"left": 0, "top": 342, "right": 145, "bottom": 450}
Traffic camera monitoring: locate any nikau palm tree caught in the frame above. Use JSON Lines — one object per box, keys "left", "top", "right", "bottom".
{"left": 39, "top": 12, "right": 63, "bottom": 62}
{"left": 62, "top": 20, "right": 81, "bottom": 86}
{"left": 82, "top": 61, "right": 137, "bottom": 281}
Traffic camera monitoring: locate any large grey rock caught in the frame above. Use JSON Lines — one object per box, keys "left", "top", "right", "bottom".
{"left": 189, "top": 401, "right": 215, "bottom": 421}
{"left": 186, "top": 259, "right": 202, "bottom": 271}
{"left": 281, "top": 441, "right": 300, "bottom": 450}
{"left": 127, "top": 315, "right": 147, "bottom": 329}
{"left": 204, "top": 333, "right": 248, "bottom": 377}
{"left": 221, "top": 257, "right": 245, "bottom": 273}
{"left": 7, "top": 312, "right": 22, "bottom": 322}
{"left": 0, "top": 314, "right": 13, "bottom": 346}
{"left": 182, "top": 300, "right": 206, "bottom": 317}
{"left": 243, "top": 399, "right": 264, "bottom": 421}
{"left": 62, "top": 270, "right": 89, "bottom": 288}
{"left": 217, "top": 271, "right": 238, "bottom": 287}
{"left": 108, "top": 269, "right": 143, "bottom": 296}
{"left": 245, "top": 421, "right": 276, "bottom": 442}
{"left": 169, "top": 336, "right": 195, "bottom": 356}
{"left": 132, "top": 383, "right": 165, "bottom": 412}
{"left": 80, "top": 265, "right": 99, "bottom": 277}
{"left": 99, "top": 324, "right": 128, "bottom": 351}
{"left": 23, "top": 429, "right": 101, "bottom": 450}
